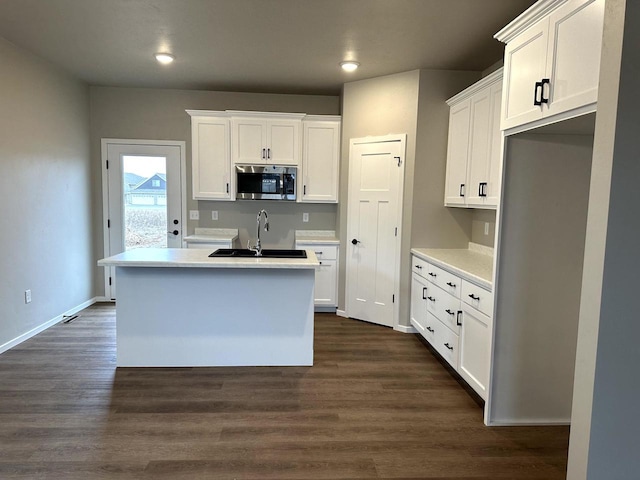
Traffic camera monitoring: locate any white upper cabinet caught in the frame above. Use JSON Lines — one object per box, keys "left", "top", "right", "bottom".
{"left": 444, "top": 69, "right": 503, "bottom": 209}
{"left": 187, "top": 111, "right": 232, "bottom": 201}
{"left": 301, "top": 116, "right": 341, "bottom": 203}
{"left": 497, "top": 0, "right": 605, "bottom": 132}
{"left": 230, "top": 112, "right": 304, "bottom": 166}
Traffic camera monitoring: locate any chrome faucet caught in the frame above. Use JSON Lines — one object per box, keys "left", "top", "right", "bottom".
{"left": 248, "top": 209, "right": 269, "bottom": 256}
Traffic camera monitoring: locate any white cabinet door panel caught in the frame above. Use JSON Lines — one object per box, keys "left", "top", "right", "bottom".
{"left": 502, "top": 21, "right": 548, "bottom": 130}
{"left": 302, "top": 120, "right": 340, "bottom": 203}
{"left": 444, "top": 99, "right": 471, "bottom": 206}
{"left": 233, "top": 118, "right": 266, "bottom": 164}
{"left": 465, "top": 89, "right": 492, "bottom": 206}
{"left": 192, "top": 118, "right": 232, "bottom": 200}
{"left": 545, "top": 0, "right": 604, "bottom": 116}
{"left": 459, "top": 305, "right": 491, "bottom": 400}
{"left": 268, "top": 120, "right": 300, "bottom": 165}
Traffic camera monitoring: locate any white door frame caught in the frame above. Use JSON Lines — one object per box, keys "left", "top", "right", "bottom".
{"left": 345, "top": 133, "right": 406, "bottom": 330}
{"left": 101, "top": 138, "right": 187, "bottom": 300}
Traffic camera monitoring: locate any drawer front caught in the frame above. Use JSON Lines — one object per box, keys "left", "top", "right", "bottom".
{"left": 425, "top": 262, "right": 462, "bottom": 298}
{"left": 461, "top": 280, "right": 493, "bottom": 317}
{"left": 187, "top": 241, "right": 232, "bottom": 249}
{"left": 422, "top": 312, "right": 439, "bottom": 346}
{"left": 412, "top": 255, "right": 429, "bottom": 278}
{"left": 426, "top": 283, "right": 461, "bottom": 335}
{"left": 429, "top": 313, "right": 460, "bottom": 370}
{"left": 297, "top": 244, "right": 338, "bottom": 260}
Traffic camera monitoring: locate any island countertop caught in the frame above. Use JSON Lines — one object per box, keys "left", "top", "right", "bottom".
{"left": 98, "top": 248, "right": 319, "bottom": 269}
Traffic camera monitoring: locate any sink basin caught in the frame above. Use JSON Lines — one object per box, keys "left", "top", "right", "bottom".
{"left": 209, "top": 248, "right": 307, "bottom": 259}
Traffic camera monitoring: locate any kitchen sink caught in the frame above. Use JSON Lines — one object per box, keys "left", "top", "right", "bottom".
{"left": 208, "top": 248, "right": 307, "bottom": 259}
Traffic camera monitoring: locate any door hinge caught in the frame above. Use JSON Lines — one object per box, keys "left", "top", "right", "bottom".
{"left": 109, "top": 277, "right": 112, "bottom": 286}
{"left": 106, "top": 159, "right": 109, "bottom": 169}
{"left": 107, "top": 219, "right": 111, "bottom": 228}
{"left": 392, "top": 294, "right": 395, "bottom": 303}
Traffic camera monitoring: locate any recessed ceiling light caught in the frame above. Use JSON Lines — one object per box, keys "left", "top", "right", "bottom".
{"left": 154, "top": 52, "right": 175, "bottom": 65}
{"left": 340, "top": 61, "right": 360, "bottom": 72}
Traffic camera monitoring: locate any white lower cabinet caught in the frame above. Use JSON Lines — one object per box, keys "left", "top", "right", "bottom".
{"left": 295, "top": 242, "right": 338, "bottom": 309}
{"left": 410, "top": 254, "right": 492, "bottom": 399}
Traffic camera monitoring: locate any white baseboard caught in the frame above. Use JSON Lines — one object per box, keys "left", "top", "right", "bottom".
{"left": 336, "top": 309, "right": 348, "bottom": 318}
{"left": 314, "top": 306, "right": 337, "bottom": 313}
{"left": 486, "top": 418, "right": 571, "bottom": 426}
{"left": 93, "top": 296, "right": 114, "bottom": 303}
{"left": 0, "top": 297, "right": 98, "bottom": 355}
{"left": 395, "top": 324, "right": 417, "bottom": 334}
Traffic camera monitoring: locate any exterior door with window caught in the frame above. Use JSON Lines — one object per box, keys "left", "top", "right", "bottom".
{"left": 103, "top": 140, "right": 184, "bottom": 300}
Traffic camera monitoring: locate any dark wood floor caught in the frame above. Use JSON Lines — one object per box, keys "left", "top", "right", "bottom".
{"left": 0, "top": 303, "right": 569, "bottom": 479}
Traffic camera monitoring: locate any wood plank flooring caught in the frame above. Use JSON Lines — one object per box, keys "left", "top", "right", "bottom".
{"left": 0, "top": 303, "right": 569, "bottom": 479}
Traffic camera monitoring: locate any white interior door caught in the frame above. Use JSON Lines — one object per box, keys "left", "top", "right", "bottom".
{"left": 103, "top": 140, "right": 185, "bottom": 300}
{"left": 346, "top": 135, "right": 405, "bottom": 328}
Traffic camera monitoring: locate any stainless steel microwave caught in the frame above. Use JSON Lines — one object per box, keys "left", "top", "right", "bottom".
{"left": 235, "top": 165, "right": 297, "bottom": 201}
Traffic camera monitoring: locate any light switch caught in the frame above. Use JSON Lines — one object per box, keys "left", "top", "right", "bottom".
{"left": 189, "top": 210, "right": 200, "bottom": 221}
{"left": 303, "top": 213, "right": 309, "bottom": 223}
{"left": 212, "top": 211, "right": 219, "bottom": 221}
{"left": 484, "top": 222, "right": 490, "bottom": 235}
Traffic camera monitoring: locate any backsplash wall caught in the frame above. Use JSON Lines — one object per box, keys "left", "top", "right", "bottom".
{"left": 471, "top": 209, "right": 497, "bottom": 248}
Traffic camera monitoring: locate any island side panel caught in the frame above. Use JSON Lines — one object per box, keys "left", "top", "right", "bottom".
{"left": 114, "top": 266, "right": 315, "bottom": 367}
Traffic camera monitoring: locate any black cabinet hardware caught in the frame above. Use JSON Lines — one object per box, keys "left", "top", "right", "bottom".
{"left": 468, "top": 293, "right": 480, "bottom": 301}
{"left": 226, "top": 183, "right": 229, "bottom": 193}
{"left": 479, "top": 182, "right": 488, "bottom": 197}
{"left": 303, "top": 185, "right": 306, "bottom": 195}
{"left": 262, "top": 148, "right": 266, "bottom": 159}
{"left": 445, "top": 309, "right": 455, "bottom": 316}
{"left": 427, "top": 296, "right": 436, "bottom": 302}
{"left": 446, "top": 281, "right": 456, "bottom": 288}
{"left": 426, "top": 326, "right": 434, "bottom": 333}
{"left": 444, "top": 343, "right": 454, "bottom": 351}
{"left": 541, "top": 78, "right": 550, "bottom": 104}
{"left": 422, "top": 287, "right": 427, "bottom": 300}
{"left": 414, "top": 264, "right": 422, "bottom": 269}
{"left": 460, "top": 183, "right": 465, "bottom": 197}
{"left": 428, "top": 272, "right": 437, "bottom": 278}
{"left": 534, "top": 80, "right": 543, "bottom": 106}
{"left": 267, "top": 148, "right": 271, "bottom": 159}
{"left": 457, "top": 311, "right": 463, "bottom": 326}
{"left": 394, "top": 156, "right": 401, "bottom": 166}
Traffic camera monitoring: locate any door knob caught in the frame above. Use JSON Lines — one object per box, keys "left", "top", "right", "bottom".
{"left": 351, "top": 238, "right": 360, "bottom": 245}
{"left": 168, "top": 230, "right": 179, "bottom": 236}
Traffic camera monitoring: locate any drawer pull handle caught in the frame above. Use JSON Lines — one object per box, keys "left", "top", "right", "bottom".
{"left": 428, "top": 272, "right": 437, "bottom": 278}
{"left": 427, "top": 296, "right": 436, "bottom": 302}
{"left": 446, "top": 281, "right": 456, "bottom": 288}
{"left": 445, "top": 309, "right": 455, "bottom": 316}
{"left": 319, "top": 261, "right": 322, "bottom": 265}
{"left": 456, "top": 311, "right": 463, "bottom": 327}
{"left": 426, "top": 326, "right": 434, "bottom": 333}
{"left": 422, "top": 287, "right": 427, "bottom": 300}
{"left": 414, "top": 264, "right": 422, "bottom": 269}
{"left": 316, "top": 251, "right": 323, "bottom": 255}
{"left": 468, "top": 293, "right": 480, "bottom": 301}
{"left": 444, "top": 343, "right": 454, "bottom": 351}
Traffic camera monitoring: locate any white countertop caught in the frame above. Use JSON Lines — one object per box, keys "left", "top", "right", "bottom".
{"left": 98, "top": 248, "right": 319, "bottom": 269}
{"left": 294, "top": 230, "right": 340, "bottom": 245}
{"left": 183, "top": 228, "right": 238, "bottom": 243}
{"left": 411, "top": 244, "right": 494, "bottom": 290}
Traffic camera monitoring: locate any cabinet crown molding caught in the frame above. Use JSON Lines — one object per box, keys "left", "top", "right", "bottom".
{"left": 303, "top": 115, "right": 342, "bottom": 122}
{"left": 186, "top": 109, "right": 228, "bottom": 117}
{"left": 446, "top": 68, "right": 503, "bottom": 107}
{"left": 225, "top": 110, "right": 306, "bottom": 120}
{"left": 494, "top": 0, "right": 569, "bottom": 44}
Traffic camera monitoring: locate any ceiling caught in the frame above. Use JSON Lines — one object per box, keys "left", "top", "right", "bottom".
{"left": 0, "top": 0, "right": 535, "bottom": 95}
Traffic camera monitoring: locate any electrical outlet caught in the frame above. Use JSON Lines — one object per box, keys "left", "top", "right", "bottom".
{"left": 25, "top": 289, "right": 31, "bottom": 304}
{"left": 212, "top": 211, "right": 219, "bottom": 221}
{"left": 189, "top": 210, "right": 200, "bottom": 221}
{"left": 303, "top": 213, "right": 309, "bottom": 223}
{"left": 484, "top": 222, "right": 490, "bottom": 236}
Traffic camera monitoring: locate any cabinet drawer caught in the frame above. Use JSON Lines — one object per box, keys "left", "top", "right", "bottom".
{"left": 187, "top": 241, "right": 232, "bottom": 249}
{"left": 422, "top": 312, "right": 438, "bottom": 346}
{"left": 425, "top": 263, "right": 462, "bottom": 298}
{"left": 425, "top": 283, "right": 461, "bottom": 335}
{"left": 297, "top": 244, "right": 337, "bottom": 260}
{"left": 461, "top": 280, "right": 493, "bottom": 317}
{"left": 429, "top": 313, "right": 459, "bottom": 370}
{"left": 412, "top": 256, "right": 429, "bottom": 278}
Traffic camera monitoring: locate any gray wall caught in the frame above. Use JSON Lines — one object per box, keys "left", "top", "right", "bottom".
{"left": 89, "top": 87, "right": 340, "bottom": 294}
{"left": 470, "top": 210, "right": 496, "bottom": 248}
{"left": 569, "top": 0, "right": 640, "bottom": 477}
{"left": 339, "top": 69, "right": 480, "bottom": 326}
{"left": 490, "top": 133, "right": 593, "bottom": 423}
{"left": 0, "top": 38, "right": 93, "bottom": 349}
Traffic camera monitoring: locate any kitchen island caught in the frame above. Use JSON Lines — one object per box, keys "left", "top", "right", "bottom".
{"left": 98, "top": 248, "right": 319, "bottom": 367}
